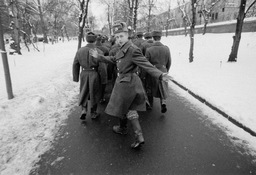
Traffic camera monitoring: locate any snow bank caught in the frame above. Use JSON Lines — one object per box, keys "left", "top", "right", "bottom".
{"left": 162, "top": 32, "right": 256, "bottom": 134}
{"left": 0, "top": 41, "right": 79, "bottom": 174}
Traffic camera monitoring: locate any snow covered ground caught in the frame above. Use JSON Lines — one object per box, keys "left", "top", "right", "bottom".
{"left": 0, "top": 41, "right": 80, "bottom": 174}
{"left": 0, "top": 32, "right": 256, "bottom": 174}
{"left": 162, "top": 32, "right": 256, "bottom": 134}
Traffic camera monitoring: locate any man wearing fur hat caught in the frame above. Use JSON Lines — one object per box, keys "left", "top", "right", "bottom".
{"left": 145, "top": 30, "right": 171, "bottom": 113}
{"left": 73, "top": 31, "right": 103, "bottom": 121}
{"left": 90, "top": 22, "right": 172, "bottom": 149}
{"left": 133, "top": 31, "right": 145, "bottom": 51}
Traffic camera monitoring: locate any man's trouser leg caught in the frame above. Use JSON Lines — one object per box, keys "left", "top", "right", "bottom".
{"left": 91, "top": 104, "right": 100, "bottom": 119}
{"left": 80, "top": 104, "right": 87, "bottom": 120}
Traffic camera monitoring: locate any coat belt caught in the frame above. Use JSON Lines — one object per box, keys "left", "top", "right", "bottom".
{"left": 82, "top": 67, "right": 98, "bottom": 71}
{"left": 117, "top": 72, "right": 137, "bottom": 78}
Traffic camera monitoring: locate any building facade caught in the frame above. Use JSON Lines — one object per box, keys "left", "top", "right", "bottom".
{"left": 137, "top": 0, "right": 255, "bottom": 32}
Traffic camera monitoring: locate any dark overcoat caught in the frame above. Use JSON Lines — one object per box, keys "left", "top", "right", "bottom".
{"left": 98, "top": 41, "right": 163, "bottom": 118}
{"left": 141, "top": 39, "right": 154, "bottom": 56}
{"left": 103, "top": 41, "right": 112, "bottom": 50}
{"left": 133, "top": 38, "right": 145, "bottom": 52}
{"left": 73, "top": 43, "right": 103, "bottom": 107}
{"left": 96, "top": 43, "right": 109, "bottom": 84}
{"left": 139, "top": 39, "right": 154, "bottom": 85}
{"left": 145, "top": 41, "right": 171, "bottom": 99}
{"left": 107, "top": 44, "right": 120, "bottom": 80}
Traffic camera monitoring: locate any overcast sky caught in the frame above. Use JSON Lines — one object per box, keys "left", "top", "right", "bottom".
{"left": 90, "top": 0, "right": 178, "bottom": 30}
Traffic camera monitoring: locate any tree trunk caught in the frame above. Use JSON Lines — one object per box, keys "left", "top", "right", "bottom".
{"left": 133, "top": 0, "right": 138, "bottom": 31}
{"left": 147, "top": 1, "right": 152, "bottom": 32}
{"left": 128, "top": 0, "right": 134, "bottom": 28}
{"left": 228, "top": 0, "right": 246, "bottom": 62}
{"left": 10, "top": 0, "right": 22, "bottom": 54}
{"left": 64, "top": 25, "right": 69, "bottom": 41}
{"left": 78, "top": 25, "right": 83, "bottom": 50}
{"left": 0, "top": 12, "right": 14, "bottom": 99}
{"left": 189, "top": 0, "right": 196, "bottom": 63}
{"left": 203, "top": 20, "right": 208, "bottom": 35}
{"left": 37, "top": 0, "right": 48, "bottom": 43}
{"left": 184, "top": 18, "right": 187, "bottom": 36}
{"left": 107, "top": 4, "right": 112, "bottom": 36}
{"left": 78, "top": 0, "right": 90, "bottom": 50}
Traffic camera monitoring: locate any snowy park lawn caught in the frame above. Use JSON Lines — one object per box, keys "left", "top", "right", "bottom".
{"left": 162, "top": 32, "right": 256, "bottom": 134}
{"left": 0, "top": 32, "right": 256, "bottom": 174}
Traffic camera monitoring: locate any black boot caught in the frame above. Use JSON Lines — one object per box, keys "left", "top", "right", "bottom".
{"left": 130, "top": 118, "right": 145, "bottom": 149}
{"left": 161, "top": 104, "right": 167, "bottom": 113}
{"left": 161, "top": 99, "right": 167, "bottom": 113}
{"left": 80, "top": 106, "right": 87, "bottom": 120}
{"left": 113, "top": 118, "right": 128, "bottom": 135}
{"left": 91, "top": 104, "right": 100, "bottom": 120}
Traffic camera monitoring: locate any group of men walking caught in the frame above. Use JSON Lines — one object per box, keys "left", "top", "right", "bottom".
{"left": 72, "top": 22, "right": 172, "bottom": 149}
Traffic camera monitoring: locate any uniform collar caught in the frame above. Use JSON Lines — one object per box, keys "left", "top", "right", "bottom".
{"left": 86, "top": 43, "right": 95, "bottom": 47}
{"left": 95, "top": 41, "right": 102, "bottom": 46}
{"left": 153, "top": 41, "right": 163, "bottom": 46}
{"left": 147, "top": 39, "right": 154, "bottom": 43}
{"left": 120, "top": 40, "right": 132, "bottom": 53}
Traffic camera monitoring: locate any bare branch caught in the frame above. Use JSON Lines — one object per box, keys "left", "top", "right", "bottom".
{"left": 245, "top": 0, "right": 256, "bottom": 15}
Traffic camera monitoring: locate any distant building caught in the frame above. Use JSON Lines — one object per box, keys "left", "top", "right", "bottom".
{"left": 137, "top": 0, "right": 256, "bottom": 32}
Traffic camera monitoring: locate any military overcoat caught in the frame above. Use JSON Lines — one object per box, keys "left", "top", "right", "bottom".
{"left": 145, "top": 41, "right": 171, "bottom": 99}
{"left": 96, "top": 43, "right": 109, "bottom": 84}
{"left": 98, "top": 41, "right": 163, "bottom": 118}
{"left": 73, "top": 43, "right": 103, "bottom": 107}
{"left": 141, "top": 39, "right": 154, "bottom": 56}
{"left": 133, "top": 38, "right": 145, "bottom": 52}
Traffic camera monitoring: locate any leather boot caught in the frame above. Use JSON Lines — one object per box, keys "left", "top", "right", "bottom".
{"left": 161, "top": 99, "right": 167, "bottom": 113}
{"left": 80, "top": 106, "right": 87, "bottom": 120}
{"left": 113, "top": 118, "right": 128, "bottom": 135}
{"left": 91, "top": 104, "right": 100, "bottom": 120}
{"left": 130, "top": 118, "right": 145, "bottom": 149}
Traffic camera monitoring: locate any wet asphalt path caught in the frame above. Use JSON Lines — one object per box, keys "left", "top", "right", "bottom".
{"left": 31, "top": 84, "right": 256, "bottom": 175}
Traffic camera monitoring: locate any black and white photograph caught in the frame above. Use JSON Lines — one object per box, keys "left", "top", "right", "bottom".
{"left": 0, "top": 0, "right": 256, "bottom": 174}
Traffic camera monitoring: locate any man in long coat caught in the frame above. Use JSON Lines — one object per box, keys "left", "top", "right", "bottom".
{"left": 145, "top": 30, "right": 171, "bottom": 113}
{"left": 90, "top": 22, "right": 172, "bottom": 149}
{"left": 96, "top": 34, "right": 109, "bottom": 103}
{"left": 140, "top": 32, "right": 154, "bottom": 109}
{"left": 141, "top": 32, "right": 154, "bottom": 56}
{"left": 73, "top": 32, "right": 103, "bottom": 120}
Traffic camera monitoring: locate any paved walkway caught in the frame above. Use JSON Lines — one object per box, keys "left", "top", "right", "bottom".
{"left": 31, "top": 85, "right": 256, "bottom": 175}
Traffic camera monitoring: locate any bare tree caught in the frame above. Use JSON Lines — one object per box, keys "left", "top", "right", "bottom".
{"left": 189, "top": 0, "right": 197, "bottom": 63}
{"left": 139, "top": 0, "right": 156, "bottom": 32}
{"left": 7, "top": 0, "right": 22, "bottom": 54}
{"left": 127, "top": 0, "right": 135, "bottom": 28}
{"left": 133, "top": 0, "right": 139, "bottom": 31}
{"left": 36, "top": 0, "right": 48, "bottom": 43}
{"left": 77, "top": 0, "right": 90, "bottom": 50}
{"left": 100, "top": 0, "right": 115, "bottom": 35}
{"left": 61, "top": 25, "right": 69, "bottom": 41}
{"left": 0, "top": 1, "right": 14, "bottom": 99}
{"left": 198, "top": 0, "right": 220, "bottom": 35}
{"left": 177, "top": 0, "right": 191, "bottom": 36}
{"left": 228, "top": 0, "right": 256, "bottom": 62}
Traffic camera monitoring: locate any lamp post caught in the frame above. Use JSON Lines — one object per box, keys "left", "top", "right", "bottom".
{"left": 0, "top": 12, "right": 14, "bottom": 99}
